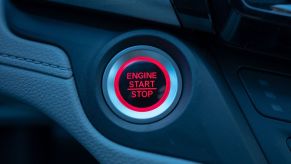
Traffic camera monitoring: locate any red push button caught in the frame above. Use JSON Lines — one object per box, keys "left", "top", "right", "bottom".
{"left": 114, "top": 56, "right": 170, "bottom": 112}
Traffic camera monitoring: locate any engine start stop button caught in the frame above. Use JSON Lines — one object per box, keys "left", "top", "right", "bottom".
{"left": 115, "top": 56, "right": 170, "bottom": 112}
{"left": 103, "top": 45, "right": 181, "bottom": 123}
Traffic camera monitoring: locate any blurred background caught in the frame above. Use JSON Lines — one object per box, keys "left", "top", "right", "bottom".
{"left": 0, "top": 96, "right": 97, "bottom": 164}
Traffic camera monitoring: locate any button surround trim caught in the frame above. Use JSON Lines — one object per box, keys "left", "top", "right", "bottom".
{"left": 102, "top": 45, "right": 182, "bottom": 123}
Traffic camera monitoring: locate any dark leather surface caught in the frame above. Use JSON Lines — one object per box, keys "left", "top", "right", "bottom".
{"left": 0, "top": 1, "right": 72, "bottom": 79}
{"left": 0, "top": 0, "right": 194, "bottom": 163}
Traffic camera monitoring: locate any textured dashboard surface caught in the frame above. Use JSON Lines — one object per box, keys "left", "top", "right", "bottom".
{"left": 0, "top": 1, "right": 72, "bottom": 79}
{"left": 0, "top": 0, "right": 194, "bottom": 163}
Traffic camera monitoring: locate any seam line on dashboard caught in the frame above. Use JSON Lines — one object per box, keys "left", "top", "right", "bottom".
{"left": 0, "top": 53, "right": 71, "bottom": 71}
